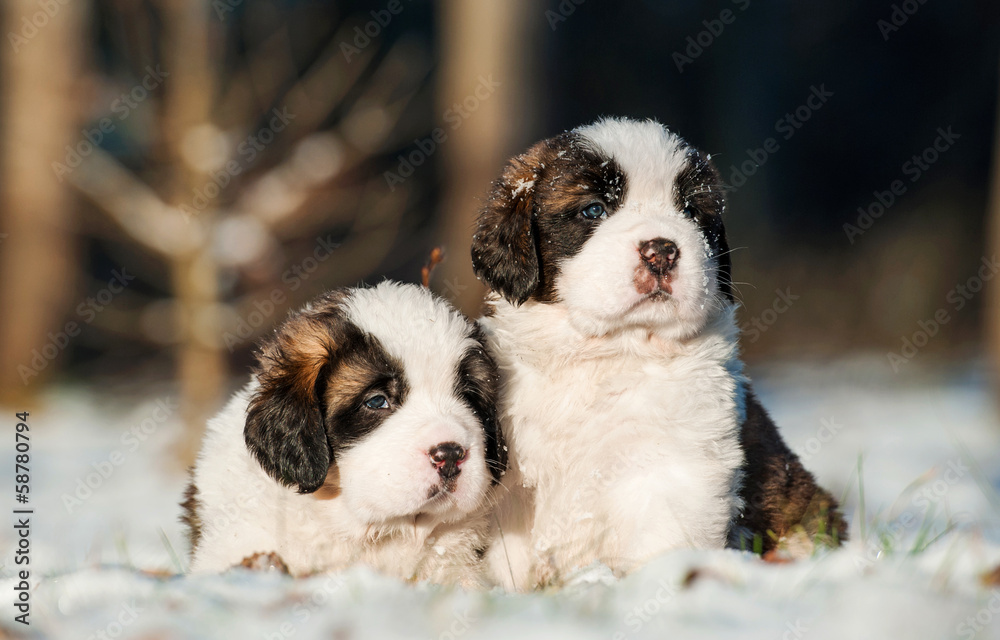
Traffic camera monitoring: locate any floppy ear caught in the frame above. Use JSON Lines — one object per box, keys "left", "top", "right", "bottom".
{"left": 471, "top": 143, "right": 546, "bottom": 305}
{"left": 245, "top": 301, "right": 343, "bottom": 494}
{"left": 676, "top": 147, "right": 733, "bottom": 302}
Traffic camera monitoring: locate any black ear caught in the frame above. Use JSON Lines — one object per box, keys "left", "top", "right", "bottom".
{"left": 471, "top": 145, "right": 545, "bottom": 305}
{"left": 457, "top": 325, "right": 507, "bottom": 484}
{"left": 676, "top": 147, "right": 733, "bottom": 302}
{"left": 245, "top": 301, "right": 343, "bottom": 494}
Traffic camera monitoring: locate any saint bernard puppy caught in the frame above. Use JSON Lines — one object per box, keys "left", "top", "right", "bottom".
{"left": 181, "top": 281, "right": 506, "bottom": 586}
{"left": 471, "top": 117, "right": 846, "bottom": 589}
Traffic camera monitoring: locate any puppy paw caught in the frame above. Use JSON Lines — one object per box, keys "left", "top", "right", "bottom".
{"left": 236, "top": 551, "right": 291, "bottom": 574}
{"left": 762, "top": 529, "right": 814, "bottom": 563}
{"left": 531, "top": 557, "right": 561, "bottom": 591}
{"left": 762, "top": 517, "right": 845, "bottom": 563}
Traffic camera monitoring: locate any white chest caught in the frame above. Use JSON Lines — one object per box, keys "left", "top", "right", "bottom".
{"left": 485, "top": 318, "right": 746, "bottom": 582}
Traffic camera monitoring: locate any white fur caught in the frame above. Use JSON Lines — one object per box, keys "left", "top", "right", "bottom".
{"left": 187, "top": 282, "right": 493, "bottom": 586}
{"left": 482, "top": 118, "right": 746, "bottom": 590}
{"left": 337, "top": 285, "right": 492, "bottom": 525}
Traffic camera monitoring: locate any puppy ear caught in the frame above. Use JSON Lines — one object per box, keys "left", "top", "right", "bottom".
{"left": 676, "top": 147, "right": 733, "bottom": 302}
{"left": 471, "top": 143, "right": 547, "bottom": 305}
{"left": 458, "top": 325, "right": 507, "bottom": 484}
{"left": 245, "top": 298, "right": 344, "bottom": 494}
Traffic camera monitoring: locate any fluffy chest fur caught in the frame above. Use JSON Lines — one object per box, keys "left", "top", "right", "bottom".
{"left": 483, "top": 302, "right": 746, "bottom": 587}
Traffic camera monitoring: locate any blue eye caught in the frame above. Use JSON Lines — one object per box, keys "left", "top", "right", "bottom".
{"left": 683, "top": 206, "right": 697, "bottom": 218}
{"left": 580, "top": 203, "right": 607, "bottom": 220}
{"left": 364, "top": 395, "right": 389, "bottom": 410}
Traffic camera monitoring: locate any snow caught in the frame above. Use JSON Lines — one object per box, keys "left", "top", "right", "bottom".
{"left": 3, "top": 359, "right": 1000, "bottom": 639}
{"left": 511, "top": 179, "right": 535, "bottom": 198}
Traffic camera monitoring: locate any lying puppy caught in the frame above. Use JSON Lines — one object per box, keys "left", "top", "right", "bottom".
{"left": 471, "top": 117, "right": 846, "bottom": 589}
{"left": 181, "top": 281, "right": 506, "bottom": 586}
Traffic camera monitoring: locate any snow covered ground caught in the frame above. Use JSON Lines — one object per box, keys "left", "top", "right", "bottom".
{"left": 3, "top": 357, "right": 1000, "bottom": 639}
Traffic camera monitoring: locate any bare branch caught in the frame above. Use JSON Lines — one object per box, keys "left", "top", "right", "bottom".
{"left": 68, "top": 148, "right": 200, "bottom": 257}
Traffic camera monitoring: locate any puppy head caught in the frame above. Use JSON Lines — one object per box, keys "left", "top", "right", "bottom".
{"left": 471, "top": 117, "right": 731, "bottom": 340}
{"left": 245, "top": 281, "right": 505, "bottom": 525}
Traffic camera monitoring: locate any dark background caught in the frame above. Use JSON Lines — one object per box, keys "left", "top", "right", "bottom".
{"left": 1, "top": 0, "right": 997, "bottom": 448}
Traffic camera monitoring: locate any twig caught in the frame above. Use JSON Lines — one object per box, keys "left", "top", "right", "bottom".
{"left": 422, "top": 247, "right": 445, "bottom": 288}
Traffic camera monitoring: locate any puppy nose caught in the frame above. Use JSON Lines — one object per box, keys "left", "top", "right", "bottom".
{"left": 639, "top": 238, "right": 679, "bottom": 274}
{"left": 429, "top": 442, "right": 466, "bottom": 479}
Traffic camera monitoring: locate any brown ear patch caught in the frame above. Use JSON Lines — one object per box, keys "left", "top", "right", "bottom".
{"left": 254, "top": 311, "right": 342, "bottom": 405}
{"left": 312, "top": 465, "right": 342, "bottom": 500}
{"left": 471, "top": 137, "right": 553, "bottom": 305}
{"left": 245, "top": 291, "right": 349, "bottom": 494}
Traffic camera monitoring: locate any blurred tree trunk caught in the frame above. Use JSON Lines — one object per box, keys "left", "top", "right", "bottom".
{"left": 158, "top": 0, "right": 224, "bottom": 466}
{"left": 0, "top": 0, "right": 86, "bottom": 401}
{"left": 435, "top": 0, "right": 539, "bottom": 316}
{"left": 986, "top": 59, "right": 1000, "bottom": 397}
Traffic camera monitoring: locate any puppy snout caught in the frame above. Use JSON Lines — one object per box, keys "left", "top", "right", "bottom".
{"left": 428, "top": 442, "right": 467, "bottom": 479}
{"left": 639, "top": 238, "right": 679, "bottom": 274}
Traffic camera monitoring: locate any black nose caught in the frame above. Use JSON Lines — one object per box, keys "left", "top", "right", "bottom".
{"left": 639, "top": 238, "right": 679, "bottom": 274}
{"left": 429, "top": 442, "right": 466, "bottom": 479}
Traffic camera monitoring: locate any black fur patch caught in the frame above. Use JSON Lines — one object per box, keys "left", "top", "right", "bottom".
{"left": 324, "top": 329, "right": 409, "bottom": 451}
{"left": 733, "top": 389, "right": 848, "bottom": 553}
{"left": 673, "top": 146, "right": 732, "bottom": 301}
{"left": 457, "top": 324, "right": 507, "bottom": 483}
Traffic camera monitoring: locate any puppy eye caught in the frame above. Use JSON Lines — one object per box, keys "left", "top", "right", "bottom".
{"left": 683, "top": 206, "right": 697, "bottom": 218}
{"left": 363, "top": 395, "right": 390, "bottom": 410}
{"left": 580, "top": 203, "right": 607, "bottom": 220}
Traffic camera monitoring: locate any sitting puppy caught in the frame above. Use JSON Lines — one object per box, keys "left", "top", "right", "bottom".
{"left": 471, "top": 117, "right": 846, "bottom": 589}
{"left": 181, "top": 281, "right": 506, "bottom": 586}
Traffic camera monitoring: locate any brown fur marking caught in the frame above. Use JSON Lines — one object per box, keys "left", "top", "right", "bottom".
{"left": 312, "top": 465, "right": 342, "bottom": 500}
{"left": 180, "top": 473, "right": 202, "bottom": 556}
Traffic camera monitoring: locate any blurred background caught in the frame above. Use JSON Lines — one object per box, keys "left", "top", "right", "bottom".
{"left": 0, "top": 0, "right": 998, "bottom": 463}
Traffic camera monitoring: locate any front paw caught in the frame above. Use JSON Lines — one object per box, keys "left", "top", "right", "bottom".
{"left": 236, "top": 551, "right": 291, "bottom": 574}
